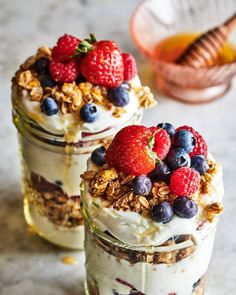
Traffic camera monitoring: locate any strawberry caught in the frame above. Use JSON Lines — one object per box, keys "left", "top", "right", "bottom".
{"left": 77, "top": 35, "right": 124, "bottom": 87}
{"left": 149, "top": 127, "right": 171, "bottom": 160}
{"left": 122, "top": 52, "right": 137, "bottom": 81}
{"left": 49, "top": 60, "right": 80, "bottom": 83}
{"left": 176, "top": 125, "right": 208, "bottom": 158}
{"left": 105, "top": 125, "right": 156, "bottom": 175}
{"left": 52, "top": 34, "right": 80, "bottom": 63}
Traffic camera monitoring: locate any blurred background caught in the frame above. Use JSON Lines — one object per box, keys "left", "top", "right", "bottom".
{"left": 0, "top": 0, "right": 235, "bottom": 294}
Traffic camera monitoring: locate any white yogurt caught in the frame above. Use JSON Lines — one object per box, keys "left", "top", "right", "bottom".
{"left": 82, "top": 156, "right": 224, "bottom": 246}
{"left": 24, "top": 198, "right": 84, "bottom": 249}
{"left": 85, "top": 225, "right": 216, "bottom": 295}
{"left": 17, "top": 75, "right": 142, "bottom": 142}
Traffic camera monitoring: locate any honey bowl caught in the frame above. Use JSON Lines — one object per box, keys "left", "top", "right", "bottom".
{"left": 130, "top": 0, "right": 236, "bottom": 103}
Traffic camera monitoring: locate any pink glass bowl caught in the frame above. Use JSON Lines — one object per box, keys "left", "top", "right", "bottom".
{"left": 130, "top": 0, "right": 236, "bottom": 103}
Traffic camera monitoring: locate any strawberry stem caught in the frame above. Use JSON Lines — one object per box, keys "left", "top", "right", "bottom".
{"left": 73, "top": 33, "right": 97, "bottom": 58}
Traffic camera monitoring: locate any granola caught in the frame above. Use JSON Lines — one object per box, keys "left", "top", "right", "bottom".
{"left": 82, "top": 157, "right": 223, "bottom": 222}
{"left": 14, "top": 46, "right": 154, "bottom": 119}
{"left": 26, "top": 172, "right": 83, "bottom": 227}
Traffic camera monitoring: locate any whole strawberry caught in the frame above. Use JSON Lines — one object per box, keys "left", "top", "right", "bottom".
{"left": 105, "top": 125, "right": 156, "bottom": 175}
{"left": 170, "top": 167, "right": 201, "bottom": 197}
{"left": 52, "top": 34, "right": 80, "bottom": 62}
{"left": 176, "top": 125, "right": 208, "bottom": 158}
{"left": 122, "top": 52, "right": 137, "bottom": 81}
{"left": 149, "top": 127, "right": 171, "bottom": 160}
{"left": 49, "top": 60, "right": 80, "bottom": 83}
{"left": 78, "top": 35, "right": 124, "bottom": 87}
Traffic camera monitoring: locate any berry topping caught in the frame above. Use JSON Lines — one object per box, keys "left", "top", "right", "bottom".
{"left": 51, "top": 34, "right": 80, "bottom": 62}
{"left": 149, "top": 127, "right": 171, "bottom": 160}
{"left": 105, "top": 125, "right": 156, "bottom": 175}
{"left": 39, "top": 74, "right": 56, "bottom": 88}
{"left": 49, "top": 60, "right": 80, "bottom": 83}
{"left": 91, "top": 146, "right": 106, "bottom": 166}
{"left": 132, "top": 175, "right": 152, "bottom": 195}
{"left": 191, "top": 155, "right": 209, "bottom": 175}
{"left": 80, "top": 103, "right": 99, "bottom": 123}
{"left": 157, "top": 122, "right": 175, "bottom": 139}
{"left": 34, "top": 57, "right": 50, "bottom": 74}
{"left": 107, "top": 85, "right": 129, "bottom": 107}
{"left": 122, "top": 52, "right": 137, "bottom": 81}
{"left": 173, "top": 196, "right": 198, "bottom": 218}
{"left": 151, "top": 202, "right": 174, "bottom": 223}
{"left": 78, "top": 36, "right": 124, "bottom": 87}
{"left": 148, "top": 162, "right": 171, "bottom": 183}
{"left": 166, "top": 148, "right": 190, "bottom": 170}
{"left": 41, "top": 97, "right": 58, "bottom": 116}
{"left": 173, "top": 130, "right": 195, "bottom": 153}
{"left": 170, "top": 167, "right": 201, "bottom": 197}
{"left": 176, "top": 125, "right": 208, "bottom": 158}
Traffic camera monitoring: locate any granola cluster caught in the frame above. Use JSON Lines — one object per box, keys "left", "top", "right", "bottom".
{"left": 13, "top": 47, "right": 156, "bottom": 118}
{"left": 88, "top": 227, "right": 195, "bottom": 265}
{"left": 26, "top": 172, "right": 83, "bottom": 228}
{"left": 82, "top": 158, "right": 223, "bottom": 222}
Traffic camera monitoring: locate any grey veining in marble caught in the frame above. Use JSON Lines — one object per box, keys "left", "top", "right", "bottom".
{"left": 0, "top": 0, "right": 236, "bottom": 294}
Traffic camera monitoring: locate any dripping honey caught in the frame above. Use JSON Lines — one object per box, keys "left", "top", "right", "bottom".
{"left": 154, "top": 33, "right": 236, "bottom": 65}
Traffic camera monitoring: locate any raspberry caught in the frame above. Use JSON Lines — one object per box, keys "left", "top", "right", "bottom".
{"left": 105, "top": 125, "right": 155, "bottom": 175}
{"left": 176, "top": 125, "right": 208, "bottom": 158}
{"left": 149, "top": 127, "right": 171, "bottom": 160}
{"left": 122, "top": 52, "right": 137, "bottom": 81}
{"left": 170, "top": 167, "right": 201, "bottom": 197}
{"left": 49, "top": 60, "right": 80, "bottom": 83}
{"left": 52, "top": 34, "right": 80, "bottom": 62}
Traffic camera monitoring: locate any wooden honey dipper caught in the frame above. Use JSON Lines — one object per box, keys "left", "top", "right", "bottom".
{"left": 177, "top": 13, "right": 236, "bottom": 67}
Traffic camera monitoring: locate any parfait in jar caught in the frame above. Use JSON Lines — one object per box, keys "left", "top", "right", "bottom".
{"left": 12, "top": 34, "right": 156, "bottom": 249}
{"left": 81, "top": 123, "right": 224, "bottom": 295}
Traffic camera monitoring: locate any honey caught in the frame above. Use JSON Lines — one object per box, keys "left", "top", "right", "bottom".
{"left": 154, "top": 33, "right": 236, "bottom": 65}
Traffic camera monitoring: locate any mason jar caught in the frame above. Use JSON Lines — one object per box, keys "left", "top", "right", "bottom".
{"left": 83, "top": 219, "right": 217, "bottom": 295}
{"left": 12, "top": 99, "right": 142, "bottom": 249}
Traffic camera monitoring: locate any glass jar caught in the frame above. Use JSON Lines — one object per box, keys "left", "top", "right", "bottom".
{"left": 12, "top": 100, "right": 142, "bottom": 249}
{"left": 83, "top": 219, "right": 216, "bottom": 295}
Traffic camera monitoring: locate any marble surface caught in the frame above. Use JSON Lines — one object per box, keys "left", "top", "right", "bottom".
{"left": 0, "top": 0, "right": 235, "bottom": 294}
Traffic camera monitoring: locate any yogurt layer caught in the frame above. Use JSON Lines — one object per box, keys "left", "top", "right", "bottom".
{"left": 25, "top": 199, "right": 84, "bottom": 249}
{"left": 15, "top": 76, "right": 142, "bottom": 142}
{"left": 82, "top": 155, "right": 224, "bottom": 246}
{"left": 85, "top": 225, "right": 216, "bottom": 295}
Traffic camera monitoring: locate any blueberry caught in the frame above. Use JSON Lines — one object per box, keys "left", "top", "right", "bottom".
{"left": 173, "top": 196, "right": 198, "bottom": 219}
{"left": 157, "top": 123, "right": 175, "bottom": 139}
{"left": 191, "top": 155, "right": 209, "bottom": 175}
{"left": 173, "top": 130, "right": 195, "bottom": 152}
{"left": 39, "top": 74, "right": 56, "bottom": 88}
{"left": 80, "top": 103, "right": 99, "bottom": 123}
{"left": 120, "top": 82, "right": 130, "bottom": 90}
{"left": 34, "top": 57, "right": 50, "bottom": 74}
{"left": 166, "top": 148, "right": 190, "bottom": 170}
{"left": 107, "top": 85, "right": 129, "bottom": 107}
{"left": 41, "top": 97, "right": 58, "bottom": 116}
{"left": 148, "top": 162, "right": 171, "bottom": 184}
{"left": 151, "top": 202, "right": 174, "bottom": 223}
{"left": 132, "top": 175, "right": 152, "bottom": 195}
{"left": 91, "top": 146, "right": 106, "bottom": 166}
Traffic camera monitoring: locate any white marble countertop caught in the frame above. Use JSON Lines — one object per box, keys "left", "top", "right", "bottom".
{"left": 0, "top": 0, "right": 235, "bottom": 294}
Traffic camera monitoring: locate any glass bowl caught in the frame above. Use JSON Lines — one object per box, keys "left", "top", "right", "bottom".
{"left": 130, "top": 0, "right": 236, "bottom": 103}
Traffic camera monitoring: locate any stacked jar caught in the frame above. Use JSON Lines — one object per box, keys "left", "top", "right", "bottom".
{"left": 12, "top": 36, "right": 156, "bottom": 249}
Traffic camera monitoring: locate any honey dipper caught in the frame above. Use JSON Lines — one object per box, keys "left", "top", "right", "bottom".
{"left": 177, "top": 13, "right": 236, "bottom": 67}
